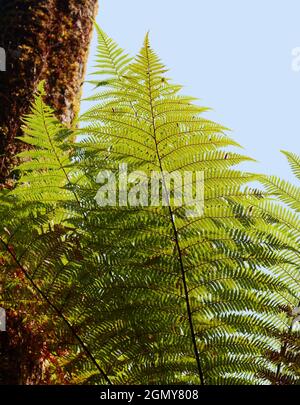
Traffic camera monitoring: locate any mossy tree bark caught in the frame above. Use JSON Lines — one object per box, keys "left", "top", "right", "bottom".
{"left": 0, "top": 0, "right": 98, "bottom": 384}
{"left": 0, "top": 0, "right": 98, "bottom": 184}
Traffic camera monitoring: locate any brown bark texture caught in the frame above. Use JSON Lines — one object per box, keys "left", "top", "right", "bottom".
{"left": 0, "top": 0, "right": 98, "bottom": 184}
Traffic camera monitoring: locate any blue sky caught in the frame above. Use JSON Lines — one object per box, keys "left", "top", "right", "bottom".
{"left": 82, "top": 0, "right": 300, "bottom": 181}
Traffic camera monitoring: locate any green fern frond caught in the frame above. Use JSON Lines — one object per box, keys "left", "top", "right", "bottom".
{"left": 1, "top": 28, "right": 298, "bottom": 386}
{"left": 88, "top": 24, "right": 132, "bottom": 88}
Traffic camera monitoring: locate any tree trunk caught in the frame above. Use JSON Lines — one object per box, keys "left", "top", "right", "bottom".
{"left": 0, "top": 0, "right": 98, "bottom": 184}
{"left": 0, "top": 0, "right": 98, "bottom": 384}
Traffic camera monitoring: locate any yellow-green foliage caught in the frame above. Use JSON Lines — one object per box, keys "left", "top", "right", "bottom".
{"left": 0, "top": 27, "right": 299, "bottom": 385}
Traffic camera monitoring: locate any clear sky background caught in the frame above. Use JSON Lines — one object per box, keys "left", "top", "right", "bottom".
{"left": 82, "top": 0, "right": 300, "bottom": 182}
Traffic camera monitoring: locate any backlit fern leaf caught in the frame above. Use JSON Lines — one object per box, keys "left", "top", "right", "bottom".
{"left": 255, "top": 153, "right": 300, "bottom": 384}
{"left": 0, "top": 28, "right": 297, "bottom": 386}
{"left": 76, "top": 31, "right": 291, "bottom": 384}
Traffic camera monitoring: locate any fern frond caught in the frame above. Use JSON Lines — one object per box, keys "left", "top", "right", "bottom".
{"left": 2, "top": 28, "right": 298, "bottom": 386}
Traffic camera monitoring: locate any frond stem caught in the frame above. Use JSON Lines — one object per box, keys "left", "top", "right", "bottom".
{"left": 145, "top": 44, "right": 205, "bottom": 385}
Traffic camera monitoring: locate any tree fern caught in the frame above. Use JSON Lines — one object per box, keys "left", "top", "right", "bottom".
{"left": 77, "top": 30, "right": 289, "bottom": 384}
{"left": 0, "top": 28, "right": 297, "bottom": 385}
{"left": 0, "top": 83, "right": 112, "bottom": 384}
